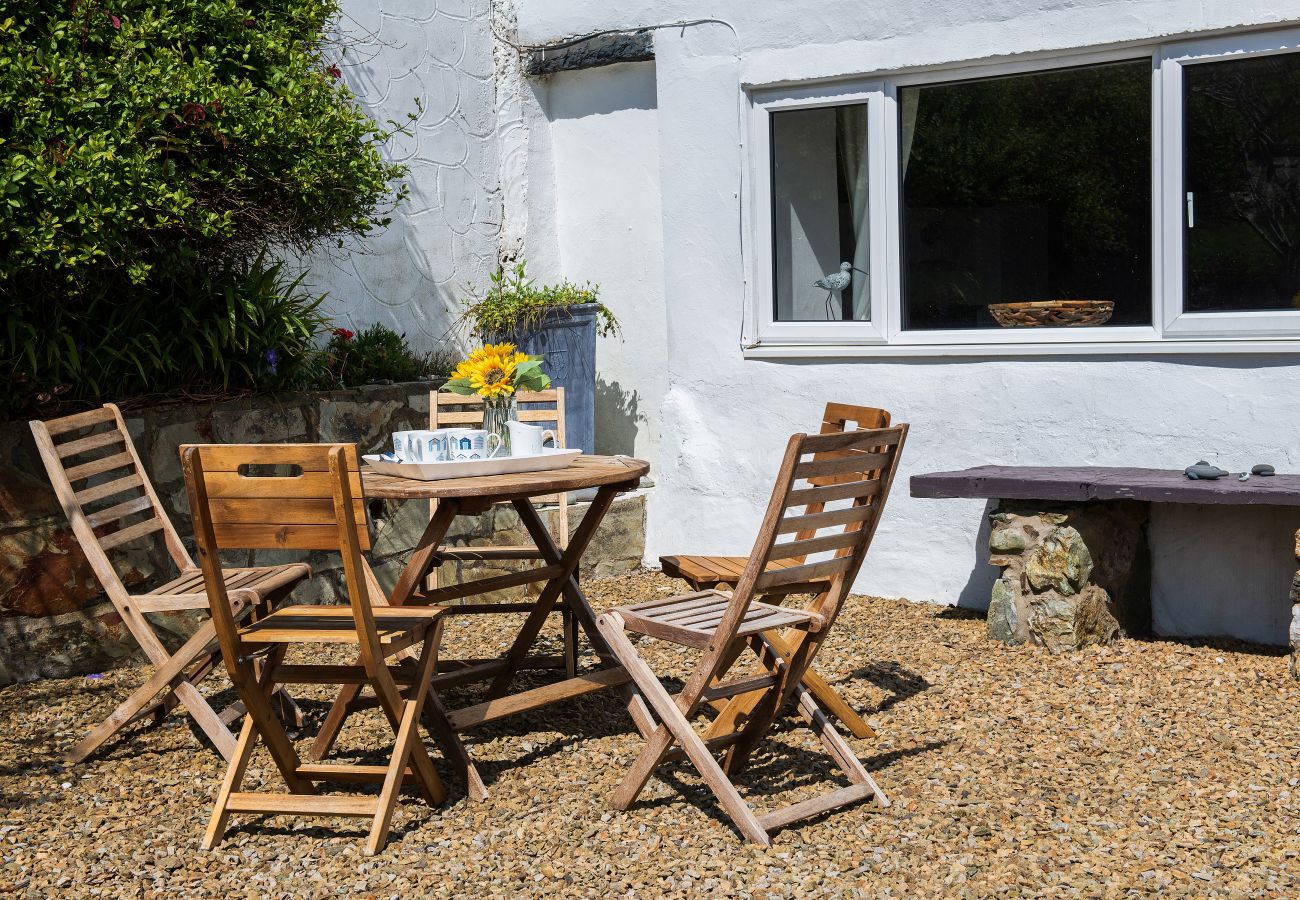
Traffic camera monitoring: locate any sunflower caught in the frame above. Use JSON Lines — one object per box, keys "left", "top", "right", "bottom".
{"left": 465, "top": 350, "right": 518, "bottom": 398}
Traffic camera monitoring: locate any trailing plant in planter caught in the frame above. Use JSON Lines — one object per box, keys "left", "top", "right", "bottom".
{"left": 460, "top": 263, "right": 620, "bottom": 341}
{"left": 460, "top": 262, "right": 618, "bottom": 454}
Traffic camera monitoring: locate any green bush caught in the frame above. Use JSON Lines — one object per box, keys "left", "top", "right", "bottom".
{"left": 322, "top": 323, "right": 454, "bottom": 388}
{"left": 0, "top": 0, "right": 412, "bottom": 416}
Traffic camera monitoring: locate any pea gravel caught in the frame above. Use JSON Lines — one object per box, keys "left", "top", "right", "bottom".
{"left": 4, "top": 570, "right": 1300, "bottom": 897}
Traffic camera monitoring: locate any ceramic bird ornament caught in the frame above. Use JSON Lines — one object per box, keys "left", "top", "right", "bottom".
{"left": 814, "top": 262, "right": 868, "bottom": 320}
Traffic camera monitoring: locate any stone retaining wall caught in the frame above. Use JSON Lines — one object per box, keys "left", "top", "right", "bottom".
{"left": 0, "top": 383, "right": 646, "bottom": 684}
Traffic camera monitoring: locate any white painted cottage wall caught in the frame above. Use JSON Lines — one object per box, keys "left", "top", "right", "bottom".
{"left": 510, "top": 0, "right": 1300, "bottom": 645}
{"left": 304, "top": 0, "right": 502, "bottom": 351}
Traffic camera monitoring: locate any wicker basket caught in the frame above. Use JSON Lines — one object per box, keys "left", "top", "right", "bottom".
{"left": 987, "top": 300, "right": 1114, "bottom": 328}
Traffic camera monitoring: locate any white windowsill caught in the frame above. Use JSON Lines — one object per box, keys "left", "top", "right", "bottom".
{"left": 742, "top": 338, "right": 1300, "bottom": 359}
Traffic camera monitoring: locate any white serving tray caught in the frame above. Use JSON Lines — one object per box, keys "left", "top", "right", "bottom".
{"left": 362, "top": 448, "right": 582, "bottom": 482}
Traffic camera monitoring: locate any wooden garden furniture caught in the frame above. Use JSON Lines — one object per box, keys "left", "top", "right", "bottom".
{"left": 428, "top": 389, "right": 580, "bottom": 674}
{"left": 182, "top": 443, "right": 448, "bottom": 856}
{"left": 597, "top": 423, "right": 907, "bottom": 845}
{"left": 659, "top": 402, "right": 890, "bottom": 740}
{"left": 307, "top": 455, "right": 653, "bottom": 801}
{"left": 30, "top": 404, "right": 310, "bottom": 764}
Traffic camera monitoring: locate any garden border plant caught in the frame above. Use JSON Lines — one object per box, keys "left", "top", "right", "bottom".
{"left": 0, "top": 0, "right": 420, "bottom": 418}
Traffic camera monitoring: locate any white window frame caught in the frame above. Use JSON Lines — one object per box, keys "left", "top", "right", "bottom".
{"left": 744, "top": 26, "right": 1300, "bottom": 356}
{"left": 1159, "top": 27, "right": 1300, "bottom": 337}
{"left": 748, "top": 81, "right": 890, "bottom": 345}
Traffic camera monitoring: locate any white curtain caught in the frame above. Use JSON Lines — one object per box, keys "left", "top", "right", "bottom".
{"left": 838, "top": 106, "right": 871, "bottom": 320}
{"left": 900, "top": 88, "right": 920, "bottom": 178}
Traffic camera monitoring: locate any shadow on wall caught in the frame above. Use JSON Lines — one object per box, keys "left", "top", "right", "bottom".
{"left": 544, "top": 60, "right": 658, "bottom": 120}
{"left": 956, "top": 499, "right": 999, "bottom": 611}
{"left": 595, "top": 376, "right": 645, "bottom": 456}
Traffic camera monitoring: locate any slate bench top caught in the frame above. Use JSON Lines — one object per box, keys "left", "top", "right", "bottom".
{"left": 910, "top": 465, "right": 1300, "bottom": 507}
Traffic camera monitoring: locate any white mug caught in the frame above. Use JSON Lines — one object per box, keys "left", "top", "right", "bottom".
{"left": 445, "top": 428, "right": 504, "bottom": 460}
{"left": 506, "top": 420, "right": 559, "bottom": 457}
{"left": 392, "top": 429, "right": 454, "bottom": 463}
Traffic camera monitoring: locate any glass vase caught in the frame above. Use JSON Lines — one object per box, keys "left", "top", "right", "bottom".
{"left": 483, "top": 395, "right": 517, "bottom": 455}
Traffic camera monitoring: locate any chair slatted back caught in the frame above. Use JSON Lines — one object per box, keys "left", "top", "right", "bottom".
{"left": 180, "top": 444, "right": 369, "bottom": 552}
{"left": 788, "top": 403, "right": 891, "bottom": 561}
{"left": 182, "top": 443, "right": 378, "bottom": 672}
{"left": 719, "top": 425, "right": 908, "bottom": 645}
{"left": 30, "top": 404, "right": 191, "bottom": 603}
{"left": 431, "top": 388, "right": 569, "bottom": 539}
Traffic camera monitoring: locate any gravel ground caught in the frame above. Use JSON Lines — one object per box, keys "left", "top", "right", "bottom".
{"left": 4, "top": 570, "right": 1300, "bottom": 897}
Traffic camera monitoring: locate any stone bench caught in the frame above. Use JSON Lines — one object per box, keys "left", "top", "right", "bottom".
{"left": 911, "top": 466, "right": 1300, "bottom": 672}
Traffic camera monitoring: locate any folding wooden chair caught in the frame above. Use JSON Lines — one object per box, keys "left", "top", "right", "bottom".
{"left": 428, "top": 389, "right": 580, "bottom": 674}
{"left": 598, "top": 423, "right": 907, "bottom": 845}
{"left": 30, "top": 404, "right": 310, "bottom": 764}
{"left": 182, "top": 443, "right": 448, "bottom": 856}
{"left": 660, "top": 403, "right": 891, "bottom": 740}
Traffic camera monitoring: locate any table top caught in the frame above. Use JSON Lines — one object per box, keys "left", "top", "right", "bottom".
{"left": 911, "top": 465, "right": 1300, "bottom": 507}
{"left": 363, "top": 454, "right": 649, "bottom": 500}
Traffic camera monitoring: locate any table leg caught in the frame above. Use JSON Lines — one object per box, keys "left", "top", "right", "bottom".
{"left": 485, "top": 488, "right": 620, "bottom": 698}
{"left": 306, "top": 499, "right": 462, "bottom": 762}
{"left": 507, "top": 497, "right": 657, "bottom": 737}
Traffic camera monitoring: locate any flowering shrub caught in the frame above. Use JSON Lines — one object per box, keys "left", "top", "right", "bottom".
{"left": 0, "top": 0, "right": 412, "bottom": 416}
{"left": 322, "top": 323, "right": 454, "bottom": 388}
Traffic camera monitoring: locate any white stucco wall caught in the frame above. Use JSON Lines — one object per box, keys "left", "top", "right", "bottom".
{"left": 508, "top": 0, "right": 1300, "bottom": 645}
{"left": 309, "top": 0, "right": 506, "bottom": 351}
{"left": 542, "top": 62, "right": 666, "bottom": 460}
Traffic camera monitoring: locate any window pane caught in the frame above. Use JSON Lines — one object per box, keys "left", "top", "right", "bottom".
{"left": 1183, "top": 52, "right": 1300, "bottom": 313}
{"left": 900, "top": 62, "right": 1152, "bottom": 330}
{"left": 771, "top": 104, "right": 870, "bottom": 322}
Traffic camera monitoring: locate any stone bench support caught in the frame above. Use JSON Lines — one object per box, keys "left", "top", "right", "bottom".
{"left": 986, "top": 500, "right": 1151, "bottom": 653}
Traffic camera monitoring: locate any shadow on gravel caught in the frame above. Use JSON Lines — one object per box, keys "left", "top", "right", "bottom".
{"left": 848, "top": 661, "right": 930, "bottom": 713}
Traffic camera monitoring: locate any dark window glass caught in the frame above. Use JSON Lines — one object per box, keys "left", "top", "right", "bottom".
{"left": 900, "top": 61, "right": 1152, "bottom": 330}
{"left": 1184, "top": 52, "right": 1300, "bottom": 312}
{"left": 771, "top": 104, "right": 871, "bottom": 322}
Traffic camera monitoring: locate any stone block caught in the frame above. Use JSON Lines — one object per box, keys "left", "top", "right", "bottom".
{"left": 984, "top": 500, "right": 1148, "bottom": 653}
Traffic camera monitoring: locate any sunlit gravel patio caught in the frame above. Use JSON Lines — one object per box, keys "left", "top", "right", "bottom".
{"left": 4, "top": 570, "right": 1300, "bottom": 897}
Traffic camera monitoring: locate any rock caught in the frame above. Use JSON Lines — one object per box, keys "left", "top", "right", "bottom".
{"left": 1025, "top": 526, "right": 1092, "bottom": 596}
{"left": 1027, "top": 585, "right": 1119, "bottom": 654}
{"left": 986, "top": 577, "right": 1022, "bottom": 644}
{"left": 989, "top": 528, "right": 1026, "bottom": 554}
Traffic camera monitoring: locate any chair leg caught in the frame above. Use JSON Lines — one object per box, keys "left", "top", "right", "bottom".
{"left": 367, "top": 631, "right": 446, "bottom": 856}
{"left": 598, "top": 613, "right": 771, "bottom": 846}
{"left": 202, "top": 715, "right": 258, "bottom": 851}
{"left": 65, "top": 624, "right": 231, "bottom": 764}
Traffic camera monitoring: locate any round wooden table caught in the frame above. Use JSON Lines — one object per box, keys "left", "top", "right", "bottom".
{"left": 313, "top": 455, "right": 652, "bottom": 801}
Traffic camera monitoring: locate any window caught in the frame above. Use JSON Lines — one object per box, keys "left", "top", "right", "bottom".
{"left": 771, "top": 104, "right": 871, "bottom": 322}
{"left": 899, "top": 62, "right": 1152, "bottom": 330}
{"left": 748, "top": 27, "right": 1300, "bottom": 353}
{"left": 1182, "top": 53, "right": 1300, "bottom": 314}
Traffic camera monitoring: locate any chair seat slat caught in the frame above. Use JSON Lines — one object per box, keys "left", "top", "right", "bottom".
{"left": 799, "top": 428, "right": 901, "bottom": 453}
{"left": 84, "top": 495, "right": 154, "bottom": 529}
{"left": 206, "top": 497, "right": 367, "bottom": 527}
{"left": 794, "top": 451, "right": 892, "bottom": 480}
{"left": 200, "top": 472, "right": 364, "bottom": 500}
{"left": 96, "top": 517, "right": 165, "bottom": 551}
{"left": 64, "top": 451, "right": 134, "bottom": 483}
{"left": 777, "top": 505, "right": 873, "bottom": 534}
{"left": 56, "top": 429, "right": 126, "bottom": 458}
{"left": 755, "top": 557, "right": 851, "bottom": 590}
{"left": 74, "top": 473, "right": 145, "bottom": 505}
{"left": 785, "top": 478, "right": 882, "bottom": 508}
{"left": 43, "top": 406, "right": 116, "bottom": 436}
{"left": 768, "top": 530, "right": 861, "bottom": 562}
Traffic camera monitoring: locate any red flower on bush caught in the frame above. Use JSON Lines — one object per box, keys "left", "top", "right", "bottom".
{"left": 108, "top": 13, "right": 121, "bottom": 29}
{"left": 326, "top": 64, "right": 342, "bottom": 80}
{"left": 332, "top": 327, "right": 354, "bottom": 341}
